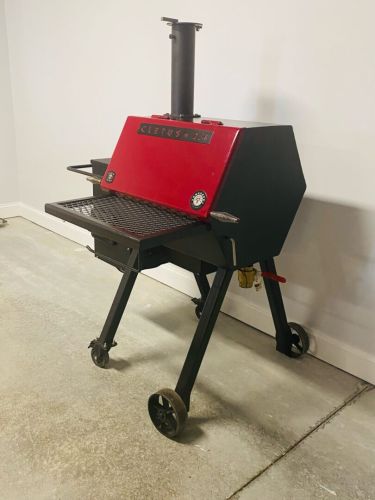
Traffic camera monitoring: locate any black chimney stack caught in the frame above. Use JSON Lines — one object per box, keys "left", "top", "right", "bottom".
{"left": 162, "top": 17, "right": 202, "bottom": 121}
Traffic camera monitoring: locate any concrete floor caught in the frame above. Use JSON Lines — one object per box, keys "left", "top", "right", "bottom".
{"left": 0, "top": 218, "right": 373, "bottom": 500}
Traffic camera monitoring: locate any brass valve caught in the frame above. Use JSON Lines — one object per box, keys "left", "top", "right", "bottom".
{"left": 238, "top": 267, "right": 257, "bottom": 288}
{"left": 238, "top": 267, "right": 263, "bottom": 291}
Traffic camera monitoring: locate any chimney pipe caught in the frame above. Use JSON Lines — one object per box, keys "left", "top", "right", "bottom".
{"left": 162, "top": 17, "right": 202, "bottom": 121}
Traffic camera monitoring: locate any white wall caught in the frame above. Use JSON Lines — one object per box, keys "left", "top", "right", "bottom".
{"left": 0, "top": 0, "right": 17, "bottom": 207}
{"left": 4, "top": 0, "right": 375, "bottom": 382}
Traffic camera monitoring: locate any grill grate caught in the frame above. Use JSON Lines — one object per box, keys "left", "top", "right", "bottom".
{"left": 59, "top": 195, "right": 198, "bottom": 238}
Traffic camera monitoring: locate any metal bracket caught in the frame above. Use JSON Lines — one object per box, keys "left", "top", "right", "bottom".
{"left": 67, "top": 164, "right": 102, "bottom": 182}
{"left": 161, "top": 16, "right": 179, "bottom": 25}
{"left": 161, "top": 16, "right": 202, "bottom": 30}
{"left": 88, "top": 337, "right": 117, "bottom": 352}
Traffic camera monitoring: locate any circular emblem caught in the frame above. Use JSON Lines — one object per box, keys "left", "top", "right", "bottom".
{"left": 105, "top": 171, "right": 116, "bottom": 183}
{"left": 190, "top": 191, "right": 207, "bottom": 210}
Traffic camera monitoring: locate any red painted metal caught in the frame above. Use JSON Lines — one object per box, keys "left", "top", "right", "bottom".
{"left": 101, "top": 116, "right": 241, "bottom": 218}
{"left": 261, "top": 272, "right": 287, "bottom": 283}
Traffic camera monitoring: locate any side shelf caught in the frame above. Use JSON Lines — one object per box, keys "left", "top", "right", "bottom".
{"left": 45, "top": 194, "right": 207, "bottom": 251}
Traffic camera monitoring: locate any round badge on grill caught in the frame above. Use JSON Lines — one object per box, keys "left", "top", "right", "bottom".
{"left": 105, "top": 171, "right": 116, "bottom": 183}
{"left": 190, "top": 191, "right": 207, "bottom": 210}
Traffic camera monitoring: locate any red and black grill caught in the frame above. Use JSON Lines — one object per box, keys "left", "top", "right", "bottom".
{"left": 45, "top": 17, "right": 308, "bottom": 439}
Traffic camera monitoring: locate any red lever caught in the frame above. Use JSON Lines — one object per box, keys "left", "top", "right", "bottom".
{"left": 261, "top": 272, "right": 287, "bottom": 283}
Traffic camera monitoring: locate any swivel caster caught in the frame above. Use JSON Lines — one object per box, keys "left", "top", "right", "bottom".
{"left": 89, "top": 341, "right": 109, "bottom": 368}
{"left": 195, "top": 304, "right": 203, "bottom": 319}
{"left": 192, "top": 297, "right": 204, "bottom": 319}
{"left": 289, "top": 322, "right": 310, "bottom": 357}
{"left": 148, "top": 388, "right": 187, "bottom": 438}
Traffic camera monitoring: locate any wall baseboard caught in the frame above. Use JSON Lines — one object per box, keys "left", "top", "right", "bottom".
{"left": 144, "top": 266, "right": 375, "bottom": 385}
{"left": 0, "top": 202, "right": 21, "bottom": 218}
{"left": 18, "top": 203, "right": 92, "bottom": 247}
{"left": 5, "top": 203, "right": 374, "bottom": 385}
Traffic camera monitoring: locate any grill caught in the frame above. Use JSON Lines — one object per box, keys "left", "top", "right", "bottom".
{"left": 45, "top": 16, "right": 308, "bottom": 439}
{"left": 58, "top": 195, "right": 197, "bottom": 237}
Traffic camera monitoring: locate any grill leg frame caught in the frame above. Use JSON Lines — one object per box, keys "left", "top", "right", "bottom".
{"left": 90, "top": 249, "right": 138, "bottom": 355}
{"left": 194, "top": 272, "right": 210, "bottom": 301}
{"left": 259, "top": 257, "right": 293, "bottom": 356}
{"left": 192, "top": 272, "right": 211, "bottom": 316}
{"left": 175, "top": 267, "right": 233, "bottom": 410}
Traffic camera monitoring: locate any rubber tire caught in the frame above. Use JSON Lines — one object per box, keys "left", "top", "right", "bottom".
{"left": 288, "top": 322, "right": 310, "bottom": 357}
{"left": 91, "top": 344, "right": 109, "bottom": 368}
{"left": 148, "top": 388, "right": 187, "bottom": 439}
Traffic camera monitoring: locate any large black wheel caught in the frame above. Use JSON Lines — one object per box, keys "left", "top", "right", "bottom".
{"left": 148, "top": 388, "right": 187, "bottom": 438}
{"left": 90, "top": 343, "right": 109, "bottom": 368}
{"left": 289, "top": 322, "right": 310, "bottom": 357}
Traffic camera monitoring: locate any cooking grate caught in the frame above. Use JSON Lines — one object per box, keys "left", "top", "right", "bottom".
{"left": 59, "top": 195, "right": 198, "bottom": 238}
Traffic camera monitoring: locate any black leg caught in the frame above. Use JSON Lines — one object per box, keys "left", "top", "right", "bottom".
{"left": 176, "top": 268, "right": 233, "bottom": 410}
{"left": 194, "top": 272, "right": 210, "bottom": 302}
{"left": 191, "top": 272, "right": 211, "bottom": 317}
{"left": 259, "top": 257, "right": 292, "bottom": 356}
{"left": 91, "top": 249, "right": 138, "bottom": 351}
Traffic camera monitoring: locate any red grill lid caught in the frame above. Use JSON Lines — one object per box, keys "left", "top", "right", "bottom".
{"left": 101, "top": 116, "right": 241, "bottom": 218}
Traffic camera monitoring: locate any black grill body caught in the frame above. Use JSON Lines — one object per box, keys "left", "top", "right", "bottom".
{"left": 211, "top": 126, "right": 305, "bottom": 266}
{"left": 43, "top": 18, "right": 309, "bottom": 439}
{"left": 45, "top": 144, "right": 308, "bottom": 440}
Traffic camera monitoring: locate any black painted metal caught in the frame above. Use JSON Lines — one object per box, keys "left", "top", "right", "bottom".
{"left": 60, "top": 196, "right": 197, "bottom": 237}
{"left": 260, "top": 258, "right": 292, "bottom": 356}
{"left": 167, "top": 20, "right": 201, "bottom": 120}
{"left": 194, "top": 272, "right": 210, "bottom": 303}
{"left": 96, "top": 249, "right": 139, "bottom": 350}
{"left": 193, "top": 272, "right": 211, "bottom": 314}
{"left": 210, "top": 126, "right": 306, "bottom": 267}
{"left": 165, "top": 230, "right": 228, "bottom": 268}
{"left": 66, "top": 164, "right": 102, "bottom": 181}
{"left": 91, "top": 158, "right": 110, "bottom": 197}
{"left": 175, "top": 268, "right": 233, "bottom": 410}
{"left": 45, "top": 195, "right": 206, "bottom": 251}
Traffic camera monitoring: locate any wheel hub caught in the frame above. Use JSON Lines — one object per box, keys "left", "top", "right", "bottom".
{"left": 157, "top": 409, "right": 167, "bottom": 423}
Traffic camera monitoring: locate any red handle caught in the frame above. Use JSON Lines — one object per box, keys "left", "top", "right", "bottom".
{"left": 261, "top": 272, "right": 286, "bottom": 283}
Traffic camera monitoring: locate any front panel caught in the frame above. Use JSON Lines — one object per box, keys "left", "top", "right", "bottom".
{"left": 101, "top": 116, "right": 241, "bottom": 218}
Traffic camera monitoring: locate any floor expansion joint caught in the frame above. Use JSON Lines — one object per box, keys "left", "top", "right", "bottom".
{"left": 227, "top": 384, "right": 373, "bottom": 499}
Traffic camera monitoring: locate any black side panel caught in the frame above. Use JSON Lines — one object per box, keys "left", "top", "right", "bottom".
{"left": 91, "top": 158, "right": 110, "bottom": 177}
{"left": 211, "top": 126, "right": 306, "bottom": 267}
{"left": 165, "top": 230, "right": 227, "bottom": 268}
{"left": 91, "top": 158, "right": 111, "bottom": 197}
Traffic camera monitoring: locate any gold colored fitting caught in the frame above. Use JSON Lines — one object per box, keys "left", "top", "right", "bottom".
{"left": 238, "top": 267, "right": 257, "bottom": 288}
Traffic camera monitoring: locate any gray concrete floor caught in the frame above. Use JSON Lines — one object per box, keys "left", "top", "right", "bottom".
{"left": 0, "top": 218, "right": 373, "bottom": 500}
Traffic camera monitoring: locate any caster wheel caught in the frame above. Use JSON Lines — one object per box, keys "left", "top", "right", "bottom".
{"left": 90, "top": 344, "right": 109, "bottom": 368}
{"left": 192, "top": 297, "right": 204, "bottom": 319}
{"left": 195, "top": 304, "right": 203, "bottom": 319}
{"left": 148, "top": 388, "right": 187, "bottom": 438}
{"left": 289, "top": 322, "right": 309, "bottom": 357}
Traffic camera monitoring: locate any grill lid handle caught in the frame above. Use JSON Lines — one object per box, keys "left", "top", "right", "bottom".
{"left": 210, "top": 211, "right": 240, "bottom": 223}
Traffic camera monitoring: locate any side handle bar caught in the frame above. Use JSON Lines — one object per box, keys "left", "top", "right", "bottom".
{"left": 67, "top": 164, "right": 102, "bottom": 184}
